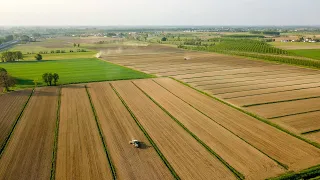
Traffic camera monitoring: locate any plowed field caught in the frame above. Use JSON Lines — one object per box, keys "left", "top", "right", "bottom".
{"left": 0, "top": 87, "right": 58, "bottom": 180}
{"left": 55, "top": 85, "right": 112, "bottom": 180}
{"left": 87, "top": 82, "right": 173, "bottom": 180}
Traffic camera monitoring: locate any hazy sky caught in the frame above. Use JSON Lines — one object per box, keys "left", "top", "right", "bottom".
{"left": 1, "top": 0, "right": 319, "bottom": 26}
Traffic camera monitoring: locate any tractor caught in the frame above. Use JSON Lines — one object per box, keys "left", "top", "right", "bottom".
{"left": 129, "top": 139, "right": 140, "bottom": 148}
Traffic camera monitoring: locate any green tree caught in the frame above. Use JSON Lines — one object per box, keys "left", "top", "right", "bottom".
{"left": 42, "top": 73, "right": 49, "bottom": 85}
{"left": 53, "top": 73, "right": 59, "bottom": 85}
{"left": 73, "top": 43, "right": 76, "bottom": 47}
{"left": 48, "top": 73, "right": 53, "bottom": 86}
{"left": 77, "top": 43, "right": 80, "bottom": 47}
{"left": 4, "top": 35, "right": 14, "bottom": 42}
{"left": 0, "top": 68, "right": 16, "bottom": 92}
{"left": 161, "top": 37, "right": 167, "bottom": 41}
{"left": 35, "top": 53, "right": 42, "bottom": 61}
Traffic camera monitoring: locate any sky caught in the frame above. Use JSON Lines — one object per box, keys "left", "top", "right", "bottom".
{"left": 0, "top": 0, "right": 319, "bottom": 26}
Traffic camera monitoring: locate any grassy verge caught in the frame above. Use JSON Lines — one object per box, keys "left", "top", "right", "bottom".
{"left": 50, "top": 87, "right": 61, "bottom": 180}
{"left": 85, "top": 85, "right": 117, "bottom": 179}
{"left": 110, "top": 83, "right": 180, "bottom": 180}
{"left": 267, "top": 165, "right": 320, "bottom": 180}
{"left": 170, "top": 77, "right": 320, "bottom": 149}
{"left": 153, "top": 79, "right": 289, "bottom": 170}
{"left": 132, "top": 82, "right": 244, "bottom": 180}
{"left": 0, "top": 88, "right": 34, "bottom": 157}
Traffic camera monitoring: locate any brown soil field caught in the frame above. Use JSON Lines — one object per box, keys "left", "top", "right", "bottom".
{"left": 246, "top": 98, "right": 320, "bottom": 119}
{"left": 274, "top": 111, "right": 320, "bottom": 133}
{"left": 154, "top": 78, "right": 320, "bottom": 171}
{"left": 56, "top": 85, "right": 112, "bottom": 180}
{"left": 87, "top": 82, "right": 173, "bottom": 180}
{"left": 98, "top": 44, "right": 184, "bottom": 56}
{"left": 0, "top": 90, "right": 31, "bottom": 149}
{"left": 229, "top": 86, "right": 320, "bottom": 106}
{"left": 0, "top": 87, "right": 58, "bottom": 180}
{"left": 184, "top": 69, "right": 316, "bottom": 83}
{"left": 134, "top": 79, "right": 285, "bottom": 180}
{"left": 305, "top": 132, "right": 320, "bottom": 144}
{"left": 194, "top": 72, "right": 318, "bottom": 88}
{"left": 204, "top": 77, "right": 320, "bottom": 94}
{"left": 219, "top": 82, "right": 320, "bottom": 99}
{"left": 111, "top": 80, "right": 236, "bottom": 180}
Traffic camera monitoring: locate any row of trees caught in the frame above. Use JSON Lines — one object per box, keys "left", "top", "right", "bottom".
{"left": 0, "top": 68, "right": 15, "bottom": 92}
{"left": 1, "top": 51, "right": 23, "bottom": 62}
{"left": 26, "top": 49, "right": 87, "bottom": 55}
{"left": 42, "top": 73, "right": 59, "bottom": 86}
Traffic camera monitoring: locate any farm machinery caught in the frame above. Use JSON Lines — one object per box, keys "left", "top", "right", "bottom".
{"left": 129, "top": 139, "right": 140, "bottom": 148}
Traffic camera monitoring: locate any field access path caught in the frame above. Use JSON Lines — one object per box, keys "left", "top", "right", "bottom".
{"left": 106, "top": 51, "right": 320, "bottom": 145}
{"left": 0, "top": 87, "right": 59, "bottom": 180}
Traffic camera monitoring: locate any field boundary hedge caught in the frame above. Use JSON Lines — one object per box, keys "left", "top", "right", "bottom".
{"left": 85, "top": 85, "right": 117, "bottom": 180}
{"left": 50, "top": 87, "right": 61, "bottom": 180}
{"left": 132, "top": 81, "right": 245, "bottom": 180}
{"left": 0, "top": 89, "right": 34, "bottom": 158}
{"left": 110, "top": 83, "right": 180, "bottom": 180}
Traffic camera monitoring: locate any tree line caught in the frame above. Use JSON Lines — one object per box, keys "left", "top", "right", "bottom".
{"left": 0, "top": 68, "right": 15, "bottom": 92}
{"left": 1, "top": 51, "right": 23, "bottom": 62}
{"left": 42, "top": 73, "right": 59, "bottom": 86}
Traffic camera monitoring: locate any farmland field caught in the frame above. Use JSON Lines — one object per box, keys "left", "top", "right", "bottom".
{"left": 0, "top": 87, "right": 58, "bottom": 180}
{"left": 87, "top": 82, "right": 173, "bottom": 179}
{"left": 289, "top": 49, "right": 320, "bottom": 60}
{"left": 0, "top": 58, "right": 152, "bottom": 88}
{"left": 0, "top": 90, "right": 31, "bottom": 151}
{"left": 56, "top": 85, "right": 112, "bottom": 180}
{"left": 112, "top": 80, "right": 236, "bottom": 180}
{"left": 104, "top": 46, "right": 320, "bottom": 146}
{"left": 1, "top": 78, "right": 320, "bottom": 179}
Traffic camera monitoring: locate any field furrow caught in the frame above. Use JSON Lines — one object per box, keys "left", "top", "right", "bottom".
{"left": 154, "top": 78, "right": 320, "bottom": 171}
{"left": 87, "top": 82, "right": 173, "bottom": 180}
{"left": 112, "top": 80, "right": 236, "bottom": 180}
{"left": 55, "top": 85, "right": 112, "bottom": 180}
{"left": 0, "top": 87, "right": 58, "bottom": 180}
{"left": 134, "top": 79, "right": 285, "bottom": 180}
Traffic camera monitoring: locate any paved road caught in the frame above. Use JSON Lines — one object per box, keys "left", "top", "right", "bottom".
{"left": 0, "top": 40, "right": 20, "bottom": 51}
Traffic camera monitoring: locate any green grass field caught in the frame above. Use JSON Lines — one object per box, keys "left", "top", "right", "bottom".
{"left": 0, "top": 58, "right": 153, "bottom": 89}
{"left": 288, "top": 49, "right": 320, "bottom": 60}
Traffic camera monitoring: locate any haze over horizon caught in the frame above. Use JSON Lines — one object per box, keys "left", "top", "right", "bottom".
{"left": 1, "top": 0, "right": 320, "bottom": 26}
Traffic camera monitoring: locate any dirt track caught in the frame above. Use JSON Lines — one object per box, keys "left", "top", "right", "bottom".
{"left": 112, "top": 80, "right": 236, "bottom": 180}
{"left": 0, "top": 87, "right": 58, "bottom": 180}
{"left": 154, "top": 78, "right": 320, "bottom": 171}
{"left": 134, "top": 79, "right": 284, "bottom": 179}
{"left": 56, "top": 85, "right": 112, "bottom": 180}
{"left": 0, "top": 90, "right": 31, "bottom": 149}
{"left": 87, "top": 82, "right": 173, "bottom": 180}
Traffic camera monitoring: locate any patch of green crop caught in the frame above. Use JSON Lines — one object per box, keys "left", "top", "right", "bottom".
{"left": 289, "top": 49, "right": 320, "bottom": 60}
{"left": 0, "top": 58, "right": 153, "bottom": 89}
